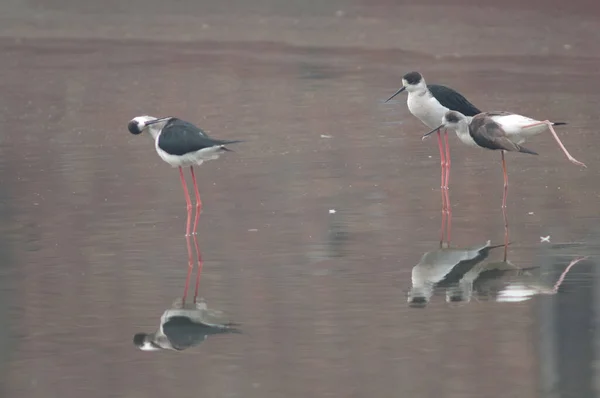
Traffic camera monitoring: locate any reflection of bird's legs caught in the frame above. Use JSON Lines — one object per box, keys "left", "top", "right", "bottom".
{"left": 551, "top": 256, "right": 589, "bottom": 293}
{"left": 189, "top": 166, "right": 205, "bottom": 304}
{"left": 179, "top": 167, "right": 195, "bottom": 305}
{"left": 437, "top": 130, "right": 446, "bottom": 247}
{"left": 192, "top": 233, "right": 204, "bottom": 304}
{"left": 444, "top": 129, "right": 452, "bottom": 244}
{"left": 501, "top": 151, "right": 509, "bottom": 261}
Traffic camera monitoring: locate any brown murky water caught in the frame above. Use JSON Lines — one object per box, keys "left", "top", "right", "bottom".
{"left": 2, "top": 1, "right": 600, "bottom": 397}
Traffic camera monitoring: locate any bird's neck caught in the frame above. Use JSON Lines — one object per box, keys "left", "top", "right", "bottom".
{"left": 408, "top": 87, "right": 428, "bottom": 97}
{"left": 147, "top": 126, "right": 162, "bottom": 141}
{"left": 453, "top": 121, "right": 478, "bottom": 146}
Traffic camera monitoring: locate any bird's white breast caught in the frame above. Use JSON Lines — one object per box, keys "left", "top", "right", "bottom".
{"left": 407, "top": 92, "right": 448, "bottom": 129}
{"left": 407, "top": 92, "right": 478, "bottom": 145}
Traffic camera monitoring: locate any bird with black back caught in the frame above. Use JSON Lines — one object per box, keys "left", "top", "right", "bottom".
{"left": 385, "top": 71, "right": 481, "bottom": 244}
{"left": 128, "top": 115, "right": 242, "bottom": 291}
{"left": 423, "top": 110, "right": 586, "bottom": 250}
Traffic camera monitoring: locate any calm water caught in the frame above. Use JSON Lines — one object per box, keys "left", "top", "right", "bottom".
{"left": 2, "top": 1, "right": 600, "bottom": 397}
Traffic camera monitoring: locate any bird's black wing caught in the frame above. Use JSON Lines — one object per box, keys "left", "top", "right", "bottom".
{"left": 428, "top": 84, "right": 481, "bottom": 116}
{"left": 470, "top": 115, "right": 538, "bottom": 155}
{"left": 167, "top": 119, "right": 209, "bottom": 137}
{"left": 436, "top": 251, "right": 490, "bottom": 288}
{"left": 158, "top": 118, "right": 239, "bottom": 156}
{"left": 473, "top": 263, "right": 539, "bottom": 298}
{"left": 162, "top": 316, "right": 210, "bottom": 350}
{"left": 162, "top": 316, "right": 240, "bottom": 350}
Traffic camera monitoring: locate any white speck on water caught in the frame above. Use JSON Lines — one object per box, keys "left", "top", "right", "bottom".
{"left": 320, "top": 134, "right": 332, "bottom": 138}
{"left": 329, "top": 209, "right": 336, "bottom": 214}
{"left": 528, "top": 212, "right": 534, "bottom": 215}
{"left": 248, "top": 229, "right": 258, "bottom": 232}
{"left": 540, "top": 236, "right": 551, "bottom": 243}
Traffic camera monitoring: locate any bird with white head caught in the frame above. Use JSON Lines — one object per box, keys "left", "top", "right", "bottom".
{"left": 128, "top": 115, "right": 242, "bottom": 298}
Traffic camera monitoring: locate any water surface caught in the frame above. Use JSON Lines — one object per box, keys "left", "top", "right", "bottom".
{"left": 2, "top": 1, "right": 600, "bottom": 397}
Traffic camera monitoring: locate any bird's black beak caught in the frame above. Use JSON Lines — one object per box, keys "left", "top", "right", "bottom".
{"left": 422, "top": 124, "right": 444, "bottom": 141}
{"left": 384, "top": 86, "right": 406, "bottom": 103}
{"left": 145, "top": 117, "right": 172, "bottom": 126}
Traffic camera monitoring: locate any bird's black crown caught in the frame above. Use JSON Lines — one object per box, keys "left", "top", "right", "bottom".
{"left": 402, "top": 71, "right": 423, "bottom": 85}
{"left": 128, "top": 120, "right": 143, "bottom": 135}
{"left": 133, "top": 333, "right": 148, "bottom": 346}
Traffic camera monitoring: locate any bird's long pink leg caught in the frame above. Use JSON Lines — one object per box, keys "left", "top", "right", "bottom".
{"left": 551, "top": 256, "right": 589, "bottom": 293}
{"left": 444, "top": 129, "right": 451, "bottom": 191}
{"left": 444, "top": 129, "right": 452, "bottom": 244}
{"left": 522, "top": 121, "right": 586, "bottom": 167}
{"left": 190, "top": 166, "right": 203, "bottom": 235}
{"left": 192, "top": 233, "right": 204, "bottom": 304}
{"left": 189, "top": 166, "right": 204, "bottom": 303}
{"left": 501, "top": 151, "right": 509, "bottom": 261}
{"left": 437, "top": 130, "right": 447, "bottom": 246}
{"left": 179, "top": 167, "right": 193, "bottom": 237}
{"left": 179, "top": 167, "right": 194, "bottom": 304}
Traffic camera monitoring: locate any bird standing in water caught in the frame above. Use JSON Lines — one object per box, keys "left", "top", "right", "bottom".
{"left": 128, "top": 115, "right": 241, "bottom": 300}
{"left": 385, "top": 71, "right": 481, "bottom": 244}
{"left": 423, "top": 110, "right": 586, "bottom": 251}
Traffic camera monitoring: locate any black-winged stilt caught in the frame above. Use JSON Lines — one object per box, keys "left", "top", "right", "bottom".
{"left": 385, "top": 71, "right": 481, "bottom": 244}
{"left": 423, "top": 110, "right": 586, "bottom": 250}
{"left": 128, "top": 115, "right": 241, "bottom": 299}
{"left": 128, "top": 115, "right": 242, "bottom": 238}
{"left": 133, "top": 299, "right": 241, "bottom": 352}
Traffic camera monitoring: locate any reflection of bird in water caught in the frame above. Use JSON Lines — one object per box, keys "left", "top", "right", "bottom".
{"left": 495, "top": 256, "right": 588, "bottom": 302}
{"left": 133, "top": 299, "right": 241, "bottom": 352}
{"left": 447, "top": 256, "right": 588, "bottom": 303}
{"left": 446, "top": 260, "right": 537, "bottom": 303}
{"left": 408, "top": 240, "right": 504, "bottom": 308}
